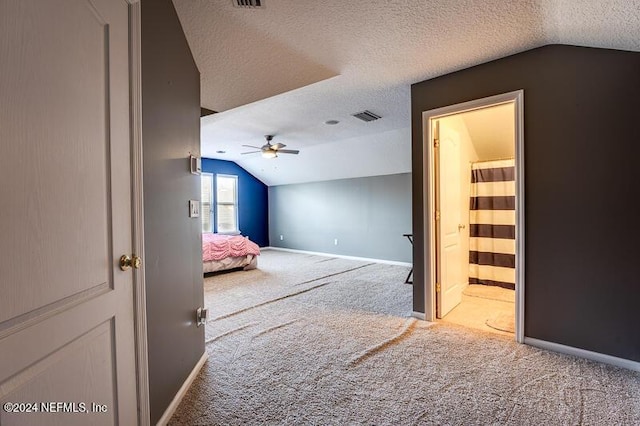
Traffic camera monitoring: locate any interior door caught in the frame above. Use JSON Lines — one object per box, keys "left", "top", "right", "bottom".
{"left": 0, "top": 1, "right": 138, "bottom": 425}
{"left": 436, "top": 119, "right": 465, "bottom": 318}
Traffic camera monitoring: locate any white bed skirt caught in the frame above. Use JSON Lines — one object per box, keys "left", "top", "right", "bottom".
{"left": 203, "top": 254, "right": 257, "bottom": 274}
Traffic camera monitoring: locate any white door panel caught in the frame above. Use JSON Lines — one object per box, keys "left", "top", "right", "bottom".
{"left": 436, "top": 121, "right": 465, "bottom": 318}
{"left": 0, "top": 0, "right": 137, "bottom": 424}
{"left": 0, "top": 0, "right": 114, "bottom": 321}
{"left": 1, "top": 321, "right": 116, "bottom": 426}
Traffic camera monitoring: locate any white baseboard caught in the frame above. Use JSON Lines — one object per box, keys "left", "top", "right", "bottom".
{"left": 263, "top": 246, "right": 412, "bottom": 267}
{"left": 412, "top": 311, "right": 426, "bottom": 320}
{"left": 156, "top": 352, "right": 208, "bottom": 426}
{"left": 524, "top": 337, "right": 640, "bottom": 373}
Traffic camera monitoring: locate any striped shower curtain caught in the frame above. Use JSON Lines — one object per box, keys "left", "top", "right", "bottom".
{"left": 469, "top": 159, "right": 516, "bottom": 290}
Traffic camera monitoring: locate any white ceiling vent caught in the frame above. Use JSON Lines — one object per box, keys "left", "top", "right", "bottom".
{"left": 352, "top": 110, "right": 381, "bottom": 122}
{"left": 232, "top": 0, "right": 264, "bottom": 8}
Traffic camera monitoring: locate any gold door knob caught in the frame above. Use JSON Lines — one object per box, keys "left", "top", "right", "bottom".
{"left": 458, "top": 224, "right": 466, "bottom": 231}
{"left": 119, "top": 254, "right": 142, "bottom": 271}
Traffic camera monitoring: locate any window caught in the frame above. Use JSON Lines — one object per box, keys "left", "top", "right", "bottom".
{"left": 201, "top": 173, "right": 239, "bottom": 234}
{"left": 201, "top": 173, "right": 213, "bottom": 233}
{"left": 216, "top": 174, "right": 238, "bottom": 233}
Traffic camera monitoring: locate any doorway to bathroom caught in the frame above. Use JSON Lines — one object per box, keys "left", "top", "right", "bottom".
{"left": 422, "top": 91, "right": 524, "bottom": 342}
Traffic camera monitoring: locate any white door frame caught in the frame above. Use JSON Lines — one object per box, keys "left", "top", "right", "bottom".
{"left": 422, "top": 90, "right": 525, "bottom": 343}
{"left": 128, "top": 1, "right": 151, "bottom": 424}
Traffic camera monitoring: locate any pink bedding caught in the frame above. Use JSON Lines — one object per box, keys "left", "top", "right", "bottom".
{"left": 202, "top": 233, "right": 260, "bottom": 262}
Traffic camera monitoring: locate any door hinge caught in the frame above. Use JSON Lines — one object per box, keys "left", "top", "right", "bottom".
{"left": 435, "top": 211, "right": 440, "bottom": 221}
{"left": 436, "top": 283, "right": 441, "bottom": 292}
{"left": 433, "top": 138, "right": 439, "bottom": 148}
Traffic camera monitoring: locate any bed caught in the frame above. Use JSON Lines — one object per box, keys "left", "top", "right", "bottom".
{"left": 202, "top": 233, "right": 260, "bottom": 274}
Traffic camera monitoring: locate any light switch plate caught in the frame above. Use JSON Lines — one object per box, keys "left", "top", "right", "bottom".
{"left": 189, "top": 154, "right": 201, "bottom": 174}
{"left": 189, "top": 200, "right": 199, "bottom": 218}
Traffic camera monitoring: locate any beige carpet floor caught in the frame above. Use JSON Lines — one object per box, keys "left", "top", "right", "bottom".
{"left": 170, "top": 250, "right": 640, "bottom": 425}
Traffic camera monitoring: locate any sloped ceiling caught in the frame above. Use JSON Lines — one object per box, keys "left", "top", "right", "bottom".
{"left": 173, "top": 0, "right": 640, "bottom": 186}
{"left": 462, "top": 103, "right": 515, "bottom": 160}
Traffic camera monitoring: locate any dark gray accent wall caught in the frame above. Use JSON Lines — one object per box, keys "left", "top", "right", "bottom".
{"left": 141, "top": 0, "right": 204, "bottom": 423}
{"left": 411, "top": 45, "right": 640, "bottom": 362}
{"left": 269, "top": 173, "right": 412, "bottom": 263}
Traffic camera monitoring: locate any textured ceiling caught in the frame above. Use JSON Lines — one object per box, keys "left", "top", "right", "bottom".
{"left": 173, "top": 0, "right": 640, "bottom": 186}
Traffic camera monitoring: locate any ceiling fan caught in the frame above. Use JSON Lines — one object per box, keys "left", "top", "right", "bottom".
{"left": 241, "top": 135, "right": 299, "bottom": 159}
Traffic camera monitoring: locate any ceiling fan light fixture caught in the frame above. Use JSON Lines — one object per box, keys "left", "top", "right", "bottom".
{"left": 241, "top": 135, "right": 298, "bottom": 158}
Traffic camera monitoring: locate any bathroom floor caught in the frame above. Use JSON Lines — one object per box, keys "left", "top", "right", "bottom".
{"left": 441, "top": 285, "right": 515, "bottom": 336}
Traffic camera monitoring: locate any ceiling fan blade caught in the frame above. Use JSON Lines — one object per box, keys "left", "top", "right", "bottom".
{"left": 271, "top": 143, "right": 286, "bottom": 150}
{"left": 277, "top": 149, "right": 299, "bottom": 154}
{"left": 241, "top": 151, "right": 261, "bottom": 155}
{"left": 241, "top": 145, "right": 262, "bottom": 149}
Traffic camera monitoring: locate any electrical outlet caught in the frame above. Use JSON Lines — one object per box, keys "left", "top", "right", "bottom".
{"left": 280, "top": 235, "right": 284, "bottom": 241}
{"left": 334, "top": 238, "right": 338, "bottom": 245}
{"left": 196, "top": 307, "right": 208, "bottom": 327}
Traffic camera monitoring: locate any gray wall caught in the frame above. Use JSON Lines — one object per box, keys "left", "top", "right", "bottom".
{"left": 411, "top": 45, "right": 640, "bottom": 362}
{"left": 141, "top": 0, "right": 204, "bottom": 423}
{"left": 269, "top": 173, "right": 412, "bottom": 263}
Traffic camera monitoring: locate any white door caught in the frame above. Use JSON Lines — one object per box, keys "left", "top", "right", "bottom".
{"left": 0, "top": 1, "right": 138, "bottom": 425}
{"left": 436, "top": 120, "right": 465, "bottom": 318}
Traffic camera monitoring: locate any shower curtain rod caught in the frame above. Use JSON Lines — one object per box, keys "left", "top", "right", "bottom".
{"left": 470, "top": 157, "right": 515, "bottom": 164}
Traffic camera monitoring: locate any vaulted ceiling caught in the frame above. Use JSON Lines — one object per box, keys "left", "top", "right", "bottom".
{"left": 173, "top": 0, "right": 640, "bottom": 186}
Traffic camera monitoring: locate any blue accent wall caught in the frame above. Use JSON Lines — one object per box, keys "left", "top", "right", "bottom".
{"left": 201, "top": 158, "right": 269, "bottom": 247}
